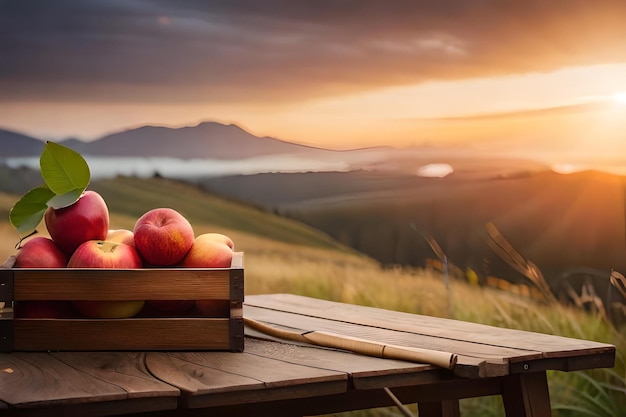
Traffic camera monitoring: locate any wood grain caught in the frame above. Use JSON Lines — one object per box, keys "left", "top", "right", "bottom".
{"left": 6, "top": 252, "right": 243, "bottom": 302}
{"left": 51, "top": 352, "right": 180, "bottom": 398}
{"left": 0, "top": 352, "right": 179, "bottom": 416}
{"left": 0, "top": 352, "right": 127, "bottom": 406}
{"left": 146, "top": 342, "right": 347, "bottom": 408}
{"left": 243, "top": 337, "right": 445, "bottom": 390}
{"left": 14, "top": 318, "right": 231, "bottom": 351}
{"left": 245, "top": 293, "right": 615, "bottom": 374}
{"left": 12, "top": 269, "right": 233, "bottom": 301}
{"left": 244, "top": 304, "right": 512, "bottom": 377}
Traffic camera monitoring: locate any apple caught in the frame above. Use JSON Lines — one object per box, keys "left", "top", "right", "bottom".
{"left": 73, "top": 300, "right": 145, "bottom": 319}
{"left": 202, "top": 232, "right": 234, "bottom": 250}
{"left": 68, "top": 240, "right": 144, "bottom": 318}
{"left": 195, "top": 300, "right": 231, "bottom": 317}
{"left": 133, "top": 208, "right": 194, "bottom": 266}
{"left": 180, "top": 233, "right": 234, "bottom": 268}
{"left": 44, "top": 190, "right": 109, "bottom": 254}
{"left": 68, "top": 240, "right": 142, "bottom": 268}
{"left": 106, "top": 229, "right": 135, "bottom": 247}
{"left": 14, "top": 236, "right": 68, "bottom": 268}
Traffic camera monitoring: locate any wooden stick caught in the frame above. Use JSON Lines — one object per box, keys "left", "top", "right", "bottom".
{"left": 244, "top": 317, "right": 457, "bottom": 370}
{"left": 243, "top": 316, "right": 310, "bottom": 344}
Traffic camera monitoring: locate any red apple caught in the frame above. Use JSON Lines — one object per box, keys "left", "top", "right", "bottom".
{"left": 195, "top": 300, "right": 231, "bottom": 317}
{"left": 180, "top": 233, "right": 233, "bottom": 268}
{"left": 68, "top": 240, "right": 142, "bottom": 268}
{"left": 44, "top": 190, "right": 109, "bottom": 254}
{"left": 133, "top": 208, "right": 194, "bottom": 266}
{"left": 106, "top": 229, "right": 135, "bottom": 247}
{"left": 68, "top": 240, "right": 144, "bottom": 318}
{"left": 14, "top": 236, "right": 68, "bottom": 268}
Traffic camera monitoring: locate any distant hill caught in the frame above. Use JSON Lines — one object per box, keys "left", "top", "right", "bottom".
{"left": 0, "top": 121, "right": 551, "bottom": 181}
{"left": 0, "top": 129, "right": 46, "bottom": 156}
{"left": 197, "top": 169, "right": 626, "bottom": 290}
{"left": 0, "top": 175, "right": 357, "bottom": 262}
{"left": 0, "top": 122, "right": 348, "bottom": 159}
{"left": 65, "top": 122, "right": 342, "bottom": 159}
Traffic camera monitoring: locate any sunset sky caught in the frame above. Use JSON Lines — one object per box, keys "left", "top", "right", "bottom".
{"left": 2, "top": 1, "right": 626, "bottom": 162}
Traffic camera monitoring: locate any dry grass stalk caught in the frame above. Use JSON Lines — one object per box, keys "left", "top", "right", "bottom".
{"left": 610, "top": 270, "right": 626, "bottom": 299}
{"left": 411, "top": 224, "right": 451, "bottom": 317}
{"left": 484, "top": 222, "right": 556, "bottom": 303}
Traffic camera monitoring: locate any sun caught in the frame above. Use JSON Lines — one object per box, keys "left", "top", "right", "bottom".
{"left": 612, "top": 91, "right": 626, "bottom": 103}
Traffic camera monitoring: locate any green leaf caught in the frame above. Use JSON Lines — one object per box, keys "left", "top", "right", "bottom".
{"left": 40, "top": 141, "right": 90, "bottom": 195}
{"left": 9, "top": 142, "right": 92, "bottom": 238}
{"left": 9, "top": 186, "right": 56, "bottom": 236}
{"left": 47, "top": 188, "right": 84, "bottom": 209}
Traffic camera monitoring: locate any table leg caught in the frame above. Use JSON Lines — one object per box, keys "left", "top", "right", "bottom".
{"left": 501, "top": 372, "right": 551, "bottom": 417}
{"left": 417, "top": 400, "right": 460, "bottom": 417}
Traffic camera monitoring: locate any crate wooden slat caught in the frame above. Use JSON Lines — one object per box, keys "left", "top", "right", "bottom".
{"left": 13, "top": 318, "right": 238, "bottom": 351}
{"left": 7, "top": 269, "right": 237, "bottom": 301}
{"left": 0, "top": 252, "right": 244, "bottom": 353}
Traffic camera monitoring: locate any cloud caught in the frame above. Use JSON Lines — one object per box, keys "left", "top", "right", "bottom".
{"left": 2, "top": 0, "right": 626, "bottom": 104}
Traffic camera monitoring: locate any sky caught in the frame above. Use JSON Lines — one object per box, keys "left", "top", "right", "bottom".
{"left": 2, "top": 0, "right": 626, "bottom": 161}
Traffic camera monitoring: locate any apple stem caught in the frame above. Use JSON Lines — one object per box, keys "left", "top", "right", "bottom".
{"left": 98, "top": 241, "right": 120, "bottom": 252}
{"left": 15, "top": 229, "right": 39, "bottom": 250}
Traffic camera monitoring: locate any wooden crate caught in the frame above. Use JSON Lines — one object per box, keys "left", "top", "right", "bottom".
{"left": 0, "top": 252, "right": 244, "bottom": 352}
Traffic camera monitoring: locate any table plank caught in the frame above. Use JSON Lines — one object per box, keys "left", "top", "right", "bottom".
{"left": 244, "top": 337, "right": 443, "bottom": 390}
{"left": 141, "top": 338, "right": 504, "bottom": 416}
{"left": 51, "top": 352, "right": 180, "bottom": 399}
{"left": 245, "top": 304, "right": 518, "bottom": 377}
{"left": 0, "top": 352, "right": 178, "bottom": 416}
{"left": 145, "top": 346, "right": 347, "bottom": 409}
{"left": 0, "top": 352, "right": 127, "bottom": 407}
{"left": 246, "top": 294, "right": 615, "bottom": 371}
{"left": 244, "top": 302, "right": 535, "bottom": 360}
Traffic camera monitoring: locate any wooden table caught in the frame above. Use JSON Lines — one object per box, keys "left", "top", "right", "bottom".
{"left": 0, "top": 294, "right": 616, "bottom": 417}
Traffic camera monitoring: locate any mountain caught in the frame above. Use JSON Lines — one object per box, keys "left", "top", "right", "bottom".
{"left": 63, "top": 122, "right": 340, "bottom": 159}
{"left": 0, "top": 120, "right": 554, "bottom": 182}
{"left": 0, "top": 121, "right": 384, "bottom": 160}
{"left": 0, "top": 129, "right": 47, "bottom": 156}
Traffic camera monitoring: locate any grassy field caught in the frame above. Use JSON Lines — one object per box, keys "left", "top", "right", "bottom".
{"left": 200, "top": 169, "right": 626, "bottom": 293}
{"left": 1, "top": 176, "right": 624, "bottom": 416}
